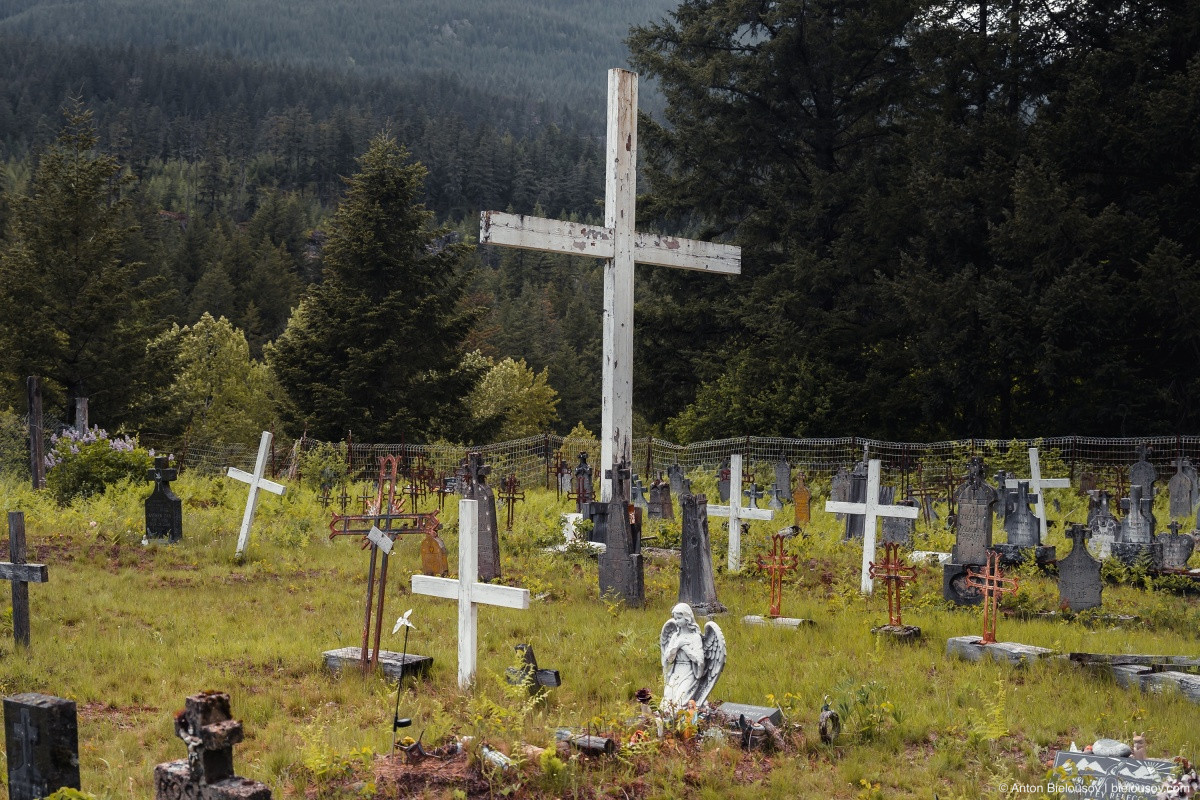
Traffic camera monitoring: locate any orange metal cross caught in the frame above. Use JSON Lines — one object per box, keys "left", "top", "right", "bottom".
{"left": 868, "top": 542, "right": 917, "bottom": 627}
{"left": 755, "top": 532, "right": 799, "bottom": 617}
{"left": 965, "top": 551, "right": 1019, "bottom": 645}
{"left": 497, "top": 473, "right": 525, "bottom": 532}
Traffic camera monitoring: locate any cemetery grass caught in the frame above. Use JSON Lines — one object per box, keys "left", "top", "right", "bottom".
{"left": 0, "top": 474, "right": 1198, "bottom": 799}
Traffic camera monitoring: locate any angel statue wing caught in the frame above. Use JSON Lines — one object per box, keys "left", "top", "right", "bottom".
{"left": 659, "top": 617, "right": 678, "bottom": 683}
{"left": 692, "top": 620, "right": 726, "bottom": 707}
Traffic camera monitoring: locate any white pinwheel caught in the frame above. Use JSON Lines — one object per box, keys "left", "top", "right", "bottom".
{"left": 392, "top": 609, "right": 415, "bottom": 635}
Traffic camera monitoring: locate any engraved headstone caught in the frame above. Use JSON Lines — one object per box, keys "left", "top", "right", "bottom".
{"left": 464, "top": 453, "right": 502, "bottom": 582}
{"left": 1087, "top": 489, "right": 1113, "bottom": 524}
{"left": 995, "top": 481, "right": 1056, "bottom": 566}
{"left": 647, "top": 476, "right": 674, "bottom": 521}
{"left": 879, "top": 486, "right": 916, "bottom": 548}
{"left": 792, "top": 473, "right": 811, "bottom": 526}
{"left": 4, "top": 693, "right": 80, "bottom": 800}
{"left": 1168, "top": 458, "right": 1197, "bottom": 519}
{"left": 773, "top": 460, "right": 791, "bottom": 500}
{"left": 1114, "top": 484, "right": 1158, "bottom": 567}
{"left": 1158, "top": 522, "right": 1195, "bottom": 570}
{"left": 1129, "top": 444, "right": 1157, "bottom": 497}
{"left": 945, "top": 457, "right": 996, "bottom": 605}
{"left": 844, "top": 460, "right": 868, "bottom": 540}
{"left": 678, "top": 492, "right": 725, "bottom": 615}
{"left": 717, "top": 458, "right": 731, "bottom": 503}
{"left": 154, "top": 691, "right": 271, "bottom": 799}
{"left": 993, "top": 471, "right": 1014, "bottom": 521}
{"left": 597, "top": 461, "right": 644, "bottom": 605}
{"left": 1087, "top": 492, "right": 1119, "bottom": 560}
{"left": 1059, "top": 524, "right": 1102, "bottom": 611}
{"left": 1184, "top": 457, "right": 1200, "bottom": 509}
{"left": 667, "top": 463, "right": 685, "bottom": 498}
{"left": 144, "top": 456, "right": 183, "bottom": 544}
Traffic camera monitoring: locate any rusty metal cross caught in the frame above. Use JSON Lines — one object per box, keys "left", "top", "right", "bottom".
{"left": 868, "top": 542, "right": 917, "bottom": 627}
{"left": 755, "top": 532, "right": 799, "bottom": 617}
{"left": 497, "top": 473, "right": 525, "bottom": 532}
{"left": 965, "top": 551, "right": 1019, "bottom": 645}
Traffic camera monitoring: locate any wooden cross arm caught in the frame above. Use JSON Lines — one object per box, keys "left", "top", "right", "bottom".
{"left": 1005, "top": 477, "right": 1070, "bottom": 489}
{"left": 411, "top": 576, "right": 531, "bottom": 610}
{"left": 480, "top": 211, "right": 741, "bottom": 275}
{"left": 226, "top": 467, "right": 286, "bottom": 496}
{"left": 824, "top": 501, "right": 920, "bottom": 519}
{"left": 706, "top": 504, "right": 775, "bottom": 521}
{"left": 0, "top": 562, "right": 48, "bottom": 583}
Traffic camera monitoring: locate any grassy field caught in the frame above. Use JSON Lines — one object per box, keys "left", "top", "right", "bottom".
{"left": 0, "top": 470, "right": 1196, "bottom": 799}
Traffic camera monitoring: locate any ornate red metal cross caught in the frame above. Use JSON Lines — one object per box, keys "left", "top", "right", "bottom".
{"left": 755, "top": 532, "right": 799, "bottom": 617}
{"left": 868, "top": 542, "right": 917, "bottom": 627}
{"left": 965, "top": 551, "right": 1019, "bottom": 645}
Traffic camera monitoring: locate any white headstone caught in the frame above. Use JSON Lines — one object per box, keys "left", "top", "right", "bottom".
{"left": 706, "top": 454, "right": 773, "bottom": 572}
{"left": 824, "top": 459, "right": 919, "bottom": 594}
{"left": 412, "top": 499, "right": 530, "bottom": 689}
{"left": 480, "top": 69, "right": 741, "bottom": 501}
{"left": 1004, "top": 447, "right": 1070, "bottom": 540}
{"left": 226, "top": 430, "right": 286, "bottom": 559}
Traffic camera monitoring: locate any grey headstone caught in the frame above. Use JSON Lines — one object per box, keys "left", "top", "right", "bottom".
{"left": 1158, "top": 527, "right": 1195, "bottom": 570}
{"left": 154, "top": 691, "right": 271, "bottom": 799}
{"left": 993, "top": 472, "right": 1014, "bottom": 520}
{"left": 323, "top": 647, "right": 432, "bottom": 680}
{"left": 1118, "top": 485, "right": 1155, "bottom": 544}
{"left": 743, "top": 483, "right": 765, "bottom": 509}
{"left": 1088, "top": 493, "right": 1119, "bottom": 560}
{"left": 598, "top": 461, "right": 643, "bottom": 606}
{"left": 942, "top": 562, "right": 983, "bottom": 606}
{"left": 767, "top": 484, "right": 785, "bottom": 511}
{"left": 678, "top": 493, "right": 724, "bottom": 615}
{"left": 953, "top": 458, "right": 998, "bottom": 566}
{"left": 843, "top": 461, "right": 868, "bottom": 540}
{"left": 630, "top": 479, "right": 648, "bottom": 510}
{"left": 667, "top": 463, "right": 685, "bottom": 498}
{"left": 1002, "top": 482, "right": 1041, "bottom": 547}
{"left": 772, "top": 460, "right": 791, "bottom": 500}
{"left": 1184, "top": 457, "right": 1200, "bottom": 510}
{"left": 830, "top": 467, "right": 850, "bottom": 520}
{"left": 1129, "top": 444, "right": 1157, "bottom": 496}
{"left": 1087, "top": 489, "right": 1113, "bottom": 525}
{"left": 144, "top": 456, "right": 183, "bottom": 544}
{"left": 713, "top": 702, "right": 783, "bottom": 728}
{"left": 647, "top": 478, "right": 674, "bottom": 521}
{"left": 717, "top": 458, "right": 731, "bottom": 503}
{"left": 4, "top": 693, "right": 80, "bottom": 800}
{"left": 465, "top": 453, "right": 501, "bottom": 582}
{"left": 1169, "top": 458, "right": 1196, "bottom": 519}
{"left": 880, "top": 487, "right": 916, "bottom": 548}
{"left": 1058, "top": 524, "right": 1102, "bottom": 611}
{"left": 1051, "top": 752, "right": 1175, "bottom": 799}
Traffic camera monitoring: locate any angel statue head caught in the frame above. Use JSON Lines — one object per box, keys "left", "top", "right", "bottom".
{"left": 660, "top": 602, "right": 726, "bottom": 714}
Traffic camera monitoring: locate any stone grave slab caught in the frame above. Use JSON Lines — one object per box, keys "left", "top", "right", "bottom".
{"left": 323, "top": 647, "right": 432, "bottom": 681}
{"left": 741, "top": 615, "right": 814, "bottom": 628}
{"left": 1051, "top": 750, "right": 1175, "bottom": 800}
{"left": 773, "top": 460, "right": 791, "bottom": 500}
{"left": 945, "top": 636, "right": 1055, "bottom": 665}
{"left": 463, "top": 453, "right": 502, "bottom": 582}
{"left": 4, "top": 693, "right": 80, "bottom": 800}
{"left": 1129, "top": 444, "right": 1158, "bottom": 495}
{"left": 712, "top": 702, "right": 783, "bottom": 728}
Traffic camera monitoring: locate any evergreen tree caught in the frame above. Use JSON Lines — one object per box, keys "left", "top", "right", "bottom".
{"left": 266, "top": 134, "right": 480, "bottom": 441}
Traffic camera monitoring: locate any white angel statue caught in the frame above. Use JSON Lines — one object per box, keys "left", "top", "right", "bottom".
{"left": 660, "top": 602, "right": 726, "bottom": 712}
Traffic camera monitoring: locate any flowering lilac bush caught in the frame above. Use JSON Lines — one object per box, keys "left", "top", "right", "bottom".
{"left": 45, "top": 426, "right": 153, "bottom": 504}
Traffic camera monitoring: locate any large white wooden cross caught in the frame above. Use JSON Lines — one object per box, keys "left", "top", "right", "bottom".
{"left": 412, "top": 498, "right": 530, "bottom": 689}
{"left": 480, "top": 68, "right": 741, "bottom": 501}
{"left": 226, "top": 430, "right": 286, "bottom": 559}
{"left": 707, "top": 454, "right": 773, "bottom": 572}
{"left": 824, "top": 459, "right": 918, "bottom": 595}
{"left": 1004, "top": 447, "right": 1070, "bottom": 540}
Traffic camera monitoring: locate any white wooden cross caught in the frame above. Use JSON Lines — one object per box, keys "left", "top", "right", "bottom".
{"left": 1004, "top": 447, "right": 1070, "bottom": 540}
{"left": 480, "top": 68, "right": 741, "bottom": 501}
{"left": 412, "top": 498, "right": 530, "bottom": 689}
{"left": 707, "top": 454, "right": 773, "bottom": 572}
{"left": 226, "top": 430, "right": 286, "bottom": 559}
{"left": 824, "top": 459, "right": 919, "bottom": 595}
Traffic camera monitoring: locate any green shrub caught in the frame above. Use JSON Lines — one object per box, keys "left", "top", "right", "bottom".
{"left": 44, "top": 426, "right": 153, "bottom": 504}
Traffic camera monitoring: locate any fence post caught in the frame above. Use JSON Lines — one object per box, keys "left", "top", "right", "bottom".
{"left": 26, "top": 376, "right": 44, "bottom": 489}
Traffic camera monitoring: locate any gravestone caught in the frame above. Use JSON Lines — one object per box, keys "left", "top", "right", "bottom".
{"left": 4, "top": 693, "right": 80, "bottom": 800}
{"left": 2, "top": 512, "right": 49, "bottom": 648}
{"left": 1129, "top": 444, "right": 1158, "bottom": 496}
{"left": 630, "top": 477, "right": 648, "bottom": 510}
{"left": 1157, "top": 522, "right": 1195, "bottom": 570}
{"left": 830, "top": 467, "right": 850, "bottom": 520}
{"left": 824, "top": 459, "right": 918, "bottom": 594}
{"left": 844, "top": 460, "right": 869, "bottom": 539}
{"left": 792, "top": 473, "right": 811, "bottom": 526}
{"left": 944, "top": 457, "right": 996, "bottom": 605}
{"left": 1184, "top": 457, "right": 1200, "bottom": 509}
{"left": 1087, "top": 489, "right": 1113, "bottom": 525}
{"left": 505, "top": 644, "right": 561, "bottom": 695}
{"left": 996, "top": 481, "right": 1056, "bottom": 567}
{"left": 678, "top": 492, "right": 725, "bottom": 615}
{"left": 1051, "top": 751, "right": 1175, "bottom": 800}
{"left": 154, "top": 691, "right": 271, "bottom": 799}
{"left": 464, "top": 453, "right": 502, "bottom": 582}
{"left": 647, "top": 476, "right": 674, "bottom": 521}
{"left": 743, "top": 483, "right": 765, "bottom": 509}
{"left": 596, "top": 461, "right": 644, "bottom": 606}
{"left": 716, "top": 458, "right": 731, "bottom": 503}
{"left": 226, "top": 430, "right": 286, "bottom": 559}
{"left": 1003, "top": 447, "right": 1070, "bottom": 539}
{"left": 767, "top": 484, "right": 785, "bottom": 511}
{"left": 667, "top": 463, "right": 685, "bottom": 498}
{"left": 571, "top": 453, "right": 594, "bottom": 513}
{"left": 1114, "top": 484, "right": 1157, "bottom": 567}
{"left": 1059, "top": 524, "right": 1102, "bottom": 611}
{"left": 1088, "top": 505, "right": 1119, "bottom": 561}
{"left": 773, "top": 460, "right": 791, "bottom": 500}
{"left": 879, "top": 486, "right": 916, "bottom": 548}
{"left": 144, "top": 456, "right": 183, "bottom": 544}
{"left": 1168, "top": 457, "right": 1198, "bottom": 519}
{"left": 993, "top": 471, "right": 1014, "bottom": 521}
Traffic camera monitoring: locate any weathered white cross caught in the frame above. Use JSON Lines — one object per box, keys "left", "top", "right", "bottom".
{"left": 707, "top": 454, "right": 773, "bottom": 572}
{"left": 226, "top": 430, "right": 286, "bottom": 559}
{"left": 1004, "top": 447, "right": 1069, "bottom": 540}
{"left": 479, "top": 68, "right": 741, "bottom": 501}
{"left": 412, "top": 498, "right": 530, "bottom": 689}
{"left": 824, "top": 459, "right": 919, "bottom": 595}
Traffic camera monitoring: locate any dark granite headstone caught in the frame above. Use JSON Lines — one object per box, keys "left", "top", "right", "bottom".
{"left": 1051, "top": 751, "right": 1175, "bottom": 800}
{"left": 1169, "top": 458, "right": 1196, "bottom": 519}
{"left": 942, "top": 562, "right": 983, "bottom": 606}
{"left": 1183, "top": 457, "right": 1200, "bottom": 510}
{"left": 1059, "top": 524, "right": 1102, "bottom": 611}
{"left": 464, "top": 453, "right": 501, "bottom": 581}
{"left": 1129, "top": 444, "right": 1158, "bottom": 496}
{"left": 952, "top": 457, "right": 998, "bottom": 566}
{"left": 996, "top": 481, "right": 1056, "bottom": 566}
{"left": 773, "top": 460, "right": 791, "bottom": 500}
{"left": 667, "top": 463, "right": 685, "bottom": 498}
{"left": 144, "top": 456, "right": 183, "bottom": 544}
{"left": 647, "top": 477, "right": 674, "bottom": 521}
{"left": 843, "top": 461, "right": 868, "bottom": 540}
{"left": 154, "top": 691, "right": 271, "bottom": 799}
{"left": 597, "top": 461, "right": 644, "bottom": 606}
{"left": 678, "top": 493, "right": 724, "bottom": 615}
{"left": 993, "top": 471, "right": 1014, "bottom": 521}
{"left": 830, "top": 467, "right": 850, "bottom": 520}
{"left": 716, "top": 458, "right": 731, "bottom": 503}
{"left": 4, "top": 693, "right": 80, "bottom": 800}
{"left": 1158, "top": 524, "right": 1195, "bottom": 570}
{"left": 879, "top": 486, "right": 916, "bottom": 547}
